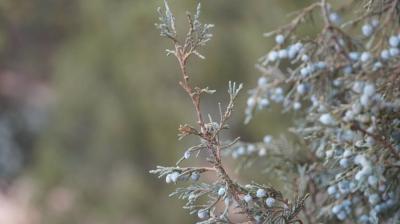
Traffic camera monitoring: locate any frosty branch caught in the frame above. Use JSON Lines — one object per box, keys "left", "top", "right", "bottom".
{"left": 151, "top": 1, "right": 308, "bottom": 223}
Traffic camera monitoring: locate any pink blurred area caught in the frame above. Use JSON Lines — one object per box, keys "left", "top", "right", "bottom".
{"left": 0, "top": 70, "right": 53, "bottom": 106}
{"left": 0, "top": 179, "right": 40, "bottom": 224}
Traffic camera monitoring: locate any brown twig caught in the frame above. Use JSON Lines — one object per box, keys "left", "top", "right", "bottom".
{"left": 170, "top": 36, "right": 255, "bottom": 223}
{"left": 350, "top": 123, "right": 400, "bottom": 160}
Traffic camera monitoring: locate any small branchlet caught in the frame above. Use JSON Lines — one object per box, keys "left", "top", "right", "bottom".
{"left": 184, "top": 3, "right": 215, "bottom": 60}
{"left": 156, "top": 0, "right": 177, "bottom": 42}
{"left": 150, "top": 1, "right": 307, "bottom": 223}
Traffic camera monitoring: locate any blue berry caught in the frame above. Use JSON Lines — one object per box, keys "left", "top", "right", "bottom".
{"left": 247, "top": 97, "right": 256, "bottom": 107}
{"left": 373, "top": 61, "right": 383, "bottom": 71}
{"left": 349, "top": 52, "right": 360, "bottom": 61}
{"left": 385, "top": 199, "right": 395, "bottom": 207}
{"left": 360, "top": 52, "right": 372, "bottom": 62}
{"left": 368, "top": 175, "right": 378, "bottom": 187}
{"left": 244, "top": 194, "right": 252, "bottom": 203}
{"left": 271, "top": 94, "right": 284, "bottom": 103}
{"left": 293, "top": 102, "right": 302, "bottom": 110}
{"left": 300, "top": 67, "right": 310, "bottom": 76}
{"left": 362, "top": 24, "right": 373, "bottom": 37}
{"left": 329, "top": 12, "right": 341, "bottom": 24}
{"left": 170, "top": 172, "right": 180, "bottom": 183}
{"left": 278, "top": 49, "right": 288, "bottom": 58}
{"left": 288, "top": 45, "right": 299, "bottom": 59}
{"left": 343, "top": 66, "right": 353, "bottom": 75}
{"left": 197, "top": 210, "right": 209, "bottom": 219}
{"left": 275, "top": 34, "right": 285, "bottom": 44}
{"left": 343, "top": 111, "right": 354, "bottom": 122}
{"left": 259, "top": 98, "right": 270, "bottom": 108}
{"left": 339, "top": 158, "right": 350, "bottom": 168}
{"left": 265, "top": 197, "right": 275, "bottom": 207}
{"left": 263, "top": 135, "right": 272, "bottom": 144}
{"left": 325, "top": 149, "right": 334, "bottom": 158}
{"left": 373, "top": 204, "right": 383, "bottom": 214}
{"left": 354, "top": 154, "right": 367, "bottom": 165}
{"left": 389, "top": 35, "right": 400, "bottom": 47}
{"left": 371, "top": 18, "right": 379, "bottom": 27}
{"left": 366, "top": 136, "right": 375, "bottom": 146}
{"left": 352, "top": 81, "right": 364, "bottom": 94}
{"left": 306, "top": 64, "right": 316, "bottom": 73}
{"left": 165, "top": 174, "right": 172, "bottom": 184}
{"left": 178, "top": 173, "right": 189, "bottom": 181}
{"left": 332, "top": 204, "right": 342, "bottom": 214}
{"left": 349, "top": 181, "right": 357, "bottom": 191}
{"left": 343, "top": 150, "right": 352, "bottom": 158}
{"left": 218, "top": 187, "right": 226, "bottom": 196}
{"left": 191, "top": 171, "right": 200, "bottom": 181}
{"left": 293, "top": 42, "right": 303, "bottom": 51}
{"left": 296, "top": 83, "right": 307, "bottom": 95}
{"left": 356, "top": 170, "right": 369, "bottom": 183}
{"left": 256, "top": 188, "right": 266, "bottom": 198}
{"left": 342, "top": 199, "right": 352, "bottom": 207}
{"left": 319, "top": 113, "right": 336, "bottom": 125}
{"left": 316, "top": 61, "right": 327, "bottom": 69}
{"left": 334, "top": 193, "right": 341, "bottom": 199}
{"left": 380, "top": 49, "right": 390, "bottom": 60}
{"left": 389, "top": 47, "right": 399, "bottom": 57}
{"left": 258, "top": 148, "right": 267, "bottom": 157}
{"left": 310, "top": 95, "right": 319, "bottom": 106}
{"left": 363, "top": 166, "right": 373, "bottom": 175}
{"left": 184, "top": 150, "right": 191, "bottom": 159}
{"left": 301, "top": 54, "right": 309, "bottom": 62}
{"left": 332, "top": 79, "right": 341, "bottom": 87}
{"left": 360, "top": 94, "right": 370, "bottom": 107}
{"left": 327, "top": 185, "right": 337, "bottom": 195}
{"left": 247, "top": 145, "right": 256, "bottom": 154}
{"left": 337, "top": 211, "right": 347, "bottom": 220}
{"left": 274, "top": 87, "right": 283, "bottom": 95}
{"left": 358, "top": 214, "right": 370, "bottom": 223}
{"left": 368, "top": 193, "right": 380, "bottom": 205}
{"left": 338, "top": 181, "right": 350, "bottom": 194}
{"left": 268, "top": 51, "right": 278, "bottom": 62}
{"left": 236, "top": 146, "right": 245, "bottom": 156}
{"left": 258, "top": 77, "right": 268, "bottom": 86}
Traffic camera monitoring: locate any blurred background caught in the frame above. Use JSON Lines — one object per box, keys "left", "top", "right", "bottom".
{"left": 0, "top": 0, "right": 313, "bottom": 223}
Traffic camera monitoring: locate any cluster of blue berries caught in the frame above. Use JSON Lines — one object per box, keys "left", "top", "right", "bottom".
{"left": 244, "top": 3, "right": 400, "bottom": 223}
{"left": 238, "top": 184, "right": 287, "bottom": 222}
{"left": 165, "top": 170, "right": 200, "bottom": 184}
{"left": 230, "top": 142, "right": 268, "bottom": 159}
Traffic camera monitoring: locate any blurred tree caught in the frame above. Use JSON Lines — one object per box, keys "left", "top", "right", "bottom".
{"left": 2, "top": 0, "right": 313, "bottom": 223}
